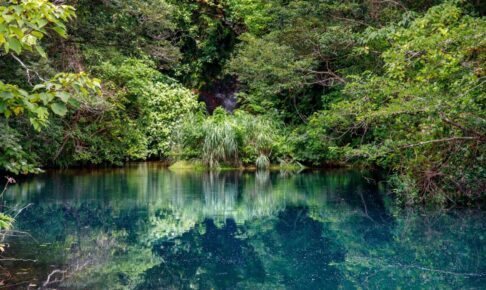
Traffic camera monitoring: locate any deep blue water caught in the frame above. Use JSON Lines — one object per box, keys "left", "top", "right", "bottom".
{"left": 2, "top": 163, "right": 485, "bottom": 289}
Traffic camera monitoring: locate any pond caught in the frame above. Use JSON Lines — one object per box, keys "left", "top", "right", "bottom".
{"left": 2, "top": 163, "right": 486, "bottom": 289}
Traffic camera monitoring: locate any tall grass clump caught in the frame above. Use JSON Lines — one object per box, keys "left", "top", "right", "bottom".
{"left": 202, "top": 115, "right": 238, "bottom": 167}
{"left": 173, "top": 108, "right": 284, "bottom": 168}
{"left": 255, "top": 154, "right": 270, "bottom": 169}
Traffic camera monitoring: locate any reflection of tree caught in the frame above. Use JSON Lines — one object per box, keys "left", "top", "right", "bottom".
{"left": 252, "top": 206, "right": 345, "bottom": 289}
{"left": 3, "top": 202, "right": 159, "bottom": 289}
{"left": 137, "top": 218, "right": 265, "bottom": 290}
{"left": 3, "top": 165, "right": 486, "bottom": 289}
{"left": 316, "top": 203, "right": 486, "bottom": 289}
{"left": 140, "top": 206, "right": 345, "bottom": 289}
{"left": 346, "top": 209, "right": 486, "bottom": 289}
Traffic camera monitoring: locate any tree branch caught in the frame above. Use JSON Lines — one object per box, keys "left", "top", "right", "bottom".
{"left": 10, "top": 54, "right": 46, "bottom": 85}
{"left": 439, "top": 112, "right": 486, "bottom": 140}
{"left": 400, "top": 137, "right": 482, "bottom": 149}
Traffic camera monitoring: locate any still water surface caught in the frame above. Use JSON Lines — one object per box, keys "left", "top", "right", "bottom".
{"left": 2, "top": 163, "right": 486, "bottom": 289}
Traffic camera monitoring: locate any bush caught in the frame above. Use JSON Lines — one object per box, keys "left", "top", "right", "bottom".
{"left": 141, "top": 82, "right": 200, "bottom": 158}
{"left": 96, "top": 58, "right": 200, "bottom": 159}
{"left": 0, "top": 123, "right": 40, "bottom": 174}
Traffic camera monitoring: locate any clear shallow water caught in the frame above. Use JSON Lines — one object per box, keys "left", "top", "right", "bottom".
{"left": 2, "top": 163, "right": 486, "bottom": 289}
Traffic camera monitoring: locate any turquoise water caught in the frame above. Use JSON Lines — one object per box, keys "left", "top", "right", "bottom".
{"left": 2, "top": 163, "right": 486, "bottom": 289}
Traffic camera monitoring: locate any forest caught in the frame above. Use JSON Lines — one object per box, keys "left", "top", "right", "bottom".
{"left": 0, "top": 0, "right": 485, "bottom": 208}
{"left": 1, "top": 1, "right": 486, "bottom": 288}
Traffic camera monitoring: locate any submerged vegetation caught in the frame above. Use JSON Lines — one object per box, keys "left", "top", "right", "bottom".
{"left": 1, "top": 0, "right": 485, "bottom": 205}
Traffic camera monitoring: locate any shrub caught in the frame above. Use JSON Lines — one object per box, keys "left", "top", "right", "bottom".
{"left": 96, "top": 58, "right": 200, "bottom": 159}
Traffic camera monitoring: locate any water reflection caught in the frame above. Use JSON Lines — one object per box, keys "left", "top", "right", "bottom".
{"left": 2, "top": 163, "right": 486, "bottom": 289}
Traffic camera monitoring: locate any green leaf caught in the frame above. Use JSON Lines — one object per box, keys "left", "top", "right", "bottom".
{"left": 32, "top": 84, "right": 45, "bottom": 91}
{"left": 2, "top": 15, "right": 14, "bottom": 24}
{"left": 36, "top": 19, "right": 48, "bottom": 28}
{"left": 39, "top": 93, "right": 54, "bottom": 105}
{"left": 56, "top": 91, "right": 70, "bottom": 103}
{"left": 35, "top": 45, "right": 46, "bottom": 58}
{"left": 68, "top": 97, "right": 80, "bottom": 107}
{"left": 7, "top": 37, "right": 21, "bottom": 54}
{"left": 31, "top": 30, "right": 43, "bottom": 38}
{"left": 0, "top": 91, "right": 14, "bottom": 100}
{"left": 51, "top": 26, "right": 67, "bottom": 38}
{"left": 50, "top": 102, "right": 67, "bottom": 116}
{"left": 9, "top": 26, "right": 24, "bottom": 39}
{"left": 29, "top": 117, "right": 42, "bottom": 131}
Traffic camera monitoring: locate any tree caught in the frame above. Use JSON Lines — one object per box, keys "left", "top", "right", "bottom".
{"left": 0, "top": 0, "right": 101, "bottom": 173}
{"left": 305, "top": 2, "right": 486, "bottom": 204}
{"left": 226, "top": 0, "right": 414, "bottom": 122}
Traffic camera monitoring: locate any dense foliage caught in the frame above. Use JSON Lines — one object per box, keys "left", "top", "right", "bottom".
{"left": 300, "top": 2, "right": 486, "bottom": 204}
{"left": 1, "top": 0, "right": 485, "bottom": 205}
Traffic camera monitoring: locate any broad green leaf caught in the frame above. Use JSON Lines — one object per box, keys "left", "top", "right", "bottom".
{"left": 50, "top": 102, "right": 67, "bottom": 116}
{"left": 32, "top": 84, "right": 45, "bottom": 91}
{"left": 39, "top": 93, "right": 54, "bottom": 105}
{"left": 2, "top": 15, "right": 14, "bottom": 23}
{"left": 36, "top": 19, "right": 48, "bottom": 28}
{"left": 0, "top": 91, "right": 14, "bottom": 100}
{"left": 7, "top": 37, "right": 21, "bottom": 54}
{"left": 35, "top": 45, "right": 46, "bottom": 58}
{"left": 31, "top": 30, "right": 43, "bottom": 38}
{"left": 9, "top": 26, "right": 24, "bottom": 38}
{"left": 51, "top": 26, "right": 67, "bottom": 38}
{"left": 12, "top": 106, "right": 23, "bottom": 115}
{"left": 56, "top": 91, "right": 70, "bottom": 103}
{"left": 68, "top": 97, "right": 80, "bottom": 107}
{"left": 29, "top": 117, "right": 42, "bottom": 131}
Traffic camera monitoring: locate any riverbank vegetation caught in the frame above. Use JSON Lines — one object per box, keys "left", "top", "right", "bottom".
{"left": 1, "top": 0, "right": 485, "bottom": 205}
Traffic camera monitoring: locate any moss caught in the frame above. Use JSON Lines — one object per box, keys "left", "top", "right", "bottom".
{"left": 271, "top": 163, "right": 305, "bottom": 171}
{"left": 170, "top": 160, "right": 305, "bottom": 171}
{"left": 168, "top": 161, "right": 206, "bottom": 171}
